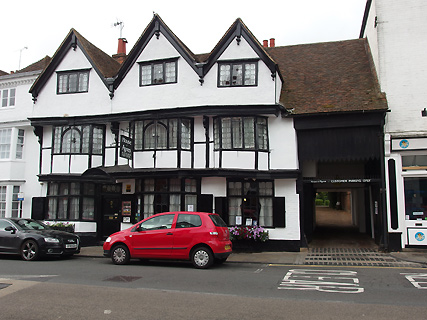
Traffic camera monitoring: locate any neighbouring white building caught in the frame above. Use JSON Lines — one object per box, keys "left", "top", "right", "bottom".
{"left": 361, "top": 0, "right": 427, "bottom": 249}
{"left": 27, "top": 14, "right": 387, "bottom": 250}
{"left": 0, "top": 57, "right": 50, "bottom": 220}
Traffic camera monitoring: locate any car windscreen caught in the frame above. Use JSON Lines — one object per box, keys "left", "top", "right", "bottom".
{"left": 209, "top": 214, "right": 227, "bottom": 227}
{"left": 15, "top": 219, "right": 49, "bottom": 230}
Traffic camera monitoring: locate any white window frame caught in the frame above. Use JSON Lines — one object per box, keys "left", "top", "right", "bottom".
{"left": 1, "top": 88, "right": 16, "bottom": 108}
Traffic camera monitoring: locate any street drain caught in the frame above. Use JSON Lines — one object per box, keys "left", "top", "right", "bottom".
{"left": 104, "top": 276, "right": 142, "bottom": 282}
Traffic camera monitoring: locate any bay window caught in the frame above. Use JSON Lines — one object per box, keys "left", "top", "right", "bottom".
{"left": 47, "top": 182, "right": 95, "bottom": 221}
{"left": 214, "top": 116, "right": 268, "bottom": 150}
{"left": 53, "top": 125, "right": 104, "bottom": 155}
{"left": 134, "top": 118, "right": 192, "bottom": 151}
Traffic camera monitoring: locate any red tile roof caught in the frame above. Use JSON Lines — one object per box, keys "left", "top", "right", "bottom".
{"left": 266, "top": 39, "right": 387, "bottom": 115}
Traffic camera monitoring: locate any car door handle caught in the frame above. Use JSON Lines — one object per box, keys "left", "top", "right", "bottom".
{"left": 166, "top": 232, "right": 173, "bottom": 235}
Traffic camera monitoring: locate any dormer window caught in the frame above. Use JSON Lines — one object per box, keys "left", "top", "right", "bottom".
{"left": 218, "top": 60, "right": 258, "bottom": 87}
{"left": 57, "top": 70, "right": 89, "bottom": 94}
{"left": 139, "top": 58, "right": 177, "bottom": 86}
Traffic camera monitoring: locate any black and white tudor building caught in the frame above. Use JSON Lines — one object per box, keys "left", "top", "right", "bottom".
{"left": 28, "top": 15, "right": 388, "bottom": 250}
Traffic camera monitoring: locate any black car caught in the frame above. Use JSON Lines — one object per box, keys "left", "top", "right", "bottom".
{"left": 0, "top": 218, "right": 80, "bottom": 261}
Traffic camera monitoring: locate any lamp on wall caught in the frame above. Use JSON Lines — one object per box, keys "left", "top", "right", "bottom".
{"left": 422, "top": 108, "right": 427, "bottom": 117}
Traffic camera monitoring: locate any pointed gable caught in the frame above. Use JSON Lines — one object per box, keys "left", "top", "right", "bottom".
{"left": 114, "top": 14, "right": 201, "bottom": 89}
{"left": 30, "top": 29, "right": 121, "bottom": 100}
{"left": 199, "top": 18, "right": 280, "bottom": 80}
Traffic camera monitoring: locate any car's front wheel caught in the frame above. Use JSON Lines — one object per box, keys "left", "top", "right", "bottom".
{"left": 21, "top": 239, "right": 39, "bottom": 261}
{"left": 191, "top": 246, "right": 214, "bottom": 269}
{"left": 111, "top": 244, "right": 130, "bottom": 265}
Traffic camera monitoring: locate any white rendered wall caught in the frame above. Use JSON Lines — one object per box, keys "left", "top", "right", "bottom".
{"left": 31, "top": 46, "right": 113, "bottom": 119}
{"left": 113, "top": 35, "right": 278, "bottom": 115}
{"left": 364, "top": 0, "right": 427, "bottom": 136}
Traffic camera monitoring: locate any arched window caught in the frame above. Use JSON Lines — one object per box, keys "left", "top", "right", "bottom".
{"left": 62, "top": 128, "right": 81, "bottom": 153}
{"left": 144, "top": 121, "right": 167, "bottom": 150}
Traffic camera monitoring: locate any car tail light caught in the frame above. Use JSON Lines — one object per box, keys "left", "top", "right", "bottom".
{"left": 209, "top": 229, "right": 219, "bottom": 236}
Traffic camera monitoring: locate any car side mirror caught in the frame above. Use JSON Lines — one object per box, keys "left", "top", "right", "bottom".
{"left": 5, "top": 226, "right": 16, "bottom": 234}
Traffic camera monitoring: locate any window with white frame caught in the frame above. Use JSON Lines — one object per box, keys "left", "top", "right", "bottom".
{"left": 11, "top": 186, "right": 21, "bottom": 218}
{"left": 1, "top": 88, "right": 16, "bottom": 107}
{"left": 0, "top": 128, "right": 12, "bottom": 159}
{"left": 15, "top": 129, "right": 24, "bottom": 159}
{"left": 0, "top": 186, "right": 6, "bottom": 217}
{"left": 218, "top": 61, "right": 257, "bottom": 87}
{"left": 57, "top": 70, "right": 89, "bottom": 94}
{"left": 134, "top": 118, "right": 191, "bottom": 151}
{"left": 214, "top": 116, "right": 268, "bottom": 150}
{"left": 53, "top": 125, "right": 104, "bottom": 155}
{"left": 139, "top": 59, "right": 177, "bottom": 86}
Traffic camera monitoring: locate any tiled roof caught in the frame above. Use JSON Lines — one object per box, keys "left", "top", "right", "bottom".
{"left": 72, "top": 29, "right": 121, "bottom": 78}
{"left": 17, "top": 56, "right": 51, "bottom": 73}
{"left": 266, "top": 39, "right": 387, "bottom": 115}
{"left": 0, "top": 70, "right": 8, "bottom": 76}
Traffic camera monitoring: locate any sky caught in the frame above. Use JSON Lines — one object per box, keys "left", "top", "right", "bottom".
{"left": 0, "top": 0, "right": 367, "bottom": 73}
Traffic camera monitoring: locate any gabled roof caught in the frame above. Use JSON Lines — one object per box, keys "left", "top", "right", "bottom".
{"left": 266, "top": 38, "right": 387, "bottom": 115}
{"left": 114, "top": 14, "right": 201, "bottom": 89}
{"left": 30, "top": 29, "right": 121, "bottom": 99}
{"left": 114, "top": 14, "right": 280, "bottom": 88}
{"left": 199, "top": 18, "right": 279, "bottom": 80}
{"left": 0, "top": 70, "right": 8, "bottom": 76}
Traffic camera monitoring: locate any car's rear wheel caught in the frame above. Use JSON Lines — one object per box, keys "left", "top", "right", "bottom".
{"left": 111, "top": 244, "right": 130, "bottom": 265}
{"left": 191, "top": 246, "right": 214, "bottom": 269}
{"left": 21, "top": 240, "right": 39, "bottom": 261}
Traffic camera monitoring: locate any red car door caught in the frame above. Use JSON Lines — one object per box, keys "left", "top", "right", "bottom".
{"left": 129, "top": 214, "right": 175, "bottom": 258}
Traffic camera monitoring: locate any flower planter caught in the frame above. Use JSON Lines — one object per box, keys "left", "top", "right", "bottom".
{"left": 232, "top": 240, "right": 269, "bottom": 253}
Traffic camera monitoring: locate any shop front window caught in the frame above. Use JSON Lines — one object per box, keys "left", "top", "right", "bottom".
{"left": 136, "top": 178, "right": 198, "bottom": 220}
{"left": 47, "top": 182, "right": 96, "bottom": 221}
{"left": 404, "top": 177, "right": 427, "bottom": 220}
{"left": 227, "top": 180, "right": 273, "bottom": 226}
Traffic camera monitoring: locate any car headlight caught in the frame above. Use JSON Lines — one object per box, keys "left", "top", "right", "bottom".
{"left": 44, "top": 237, "right": 60, "bottom": 243}
{"left": 105, "top": 237, "right": 111, "bottom": 243}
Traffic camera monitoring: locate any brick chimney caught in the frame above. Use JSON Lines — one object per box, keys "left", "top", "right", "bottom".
{"left": 269, "top": 38, "right": 275, "bottom": 48}
{"left": 263, "top": 40, "right": 268, "bottom": 48}
{"left": 112, "top": 38, "right": 128, "bottom": 64}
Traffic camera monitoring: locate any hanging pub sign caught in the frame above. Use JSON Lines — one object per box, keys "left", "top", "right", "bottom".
{"left": 120, "top": 135, "right": 133, "bottom": 160}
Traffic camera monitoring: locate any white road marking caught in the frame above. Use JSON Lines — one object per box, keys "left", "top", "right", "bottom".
{"left": 254, "top": 269, "right": 263, "bottom": 273}
{"left": 278, "top": 269, "right": 364, "bottom": 293}
{"left": 401, "top": 273, "right": 427, "bottom": 289}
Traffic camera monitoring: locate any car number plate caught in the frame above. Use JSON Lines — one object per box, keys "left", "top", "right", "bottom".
{"left": 225, "top": 245, "right": 231, "bottom": 251}
{"left": 66, "top": 244, "right": 77, "bottom": 249}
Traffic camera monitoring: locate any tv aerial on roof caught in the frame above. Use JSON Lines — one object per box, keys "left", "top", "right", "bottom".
{"left": 112, "top": 20, "right": 124, "bottom": 38}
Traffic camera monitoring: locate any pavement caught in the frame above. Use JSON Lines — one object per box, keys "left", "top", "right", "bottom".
{"left": 78, "top": 246, "right": 427, "bottom": 267}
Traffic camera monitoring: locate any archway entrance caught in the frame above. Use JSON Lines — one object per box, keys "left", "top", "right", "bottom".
{"left": 302, "top": 182, "right": 382, "bottom": 249}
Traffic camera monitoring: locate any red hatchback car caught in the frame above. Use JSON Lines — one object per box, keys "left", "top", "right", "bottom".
{"left": 103, "top": 211, "right": 232, "bottom": 268}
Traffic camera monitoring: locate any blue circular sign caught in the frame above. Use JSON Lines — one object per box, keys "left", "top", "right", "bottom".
{"left": 399, "top": 139, "right": 409, "bottom": 149}
{"left": 415, "top": 232, "right": 425, "bottom": 242}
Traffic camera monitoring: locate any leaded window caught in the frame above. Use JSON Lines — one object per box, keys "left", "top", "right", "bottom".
{"left": 218, "top": 61, "right": 258, "bottom": 87}
{"left": 136, "top": 178, "right": 199, "bottom": 220}
{"left": 57, "top": 70, "right": 89, "bottom": 94}
{"left": 47, "top": 182, "right": 95, "bottom": 221}
{"left": 134, "top": 118, "right": 191, "bottom": 151}
{"left": 214, "top": 116, "right": 268, "bottom": 150}
{"left": 227, "top": 180, "right": 273, "bottom": 227}
{"left": 139, "top": 59, "right": 177, "bottom": 86}
{"left": 53, "top": 125, "right": 104, "bottom": 155}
